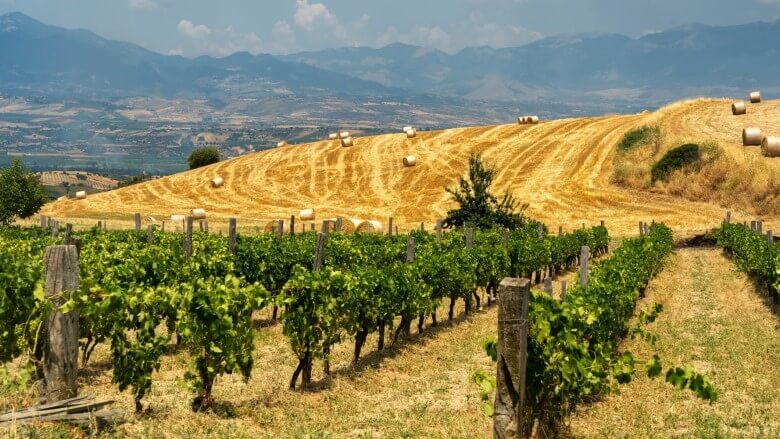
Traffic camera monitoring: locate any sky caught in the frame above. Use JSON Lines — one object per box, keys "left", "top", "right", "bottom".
{"left": 1, "top": 0, "right": 779, "bottom": 57}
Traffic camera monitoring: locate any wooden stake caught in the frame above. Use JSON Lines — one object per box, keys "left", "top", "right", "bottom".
{"left": 134, "top": 213, "right": 141, "bottom": 232}
{"left": 229, "top": 218, "right": 237, "bottom": 254}
{"left": 579, "top": 246, "right": 590, "bottom": 287}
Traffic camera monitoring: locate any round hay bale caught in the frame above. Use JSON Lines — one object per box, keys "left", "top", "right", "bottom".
{"left": 356, "top": 220, "right": 383, "bottom": 234}
{"left": 263, "top": 220, "right": 281, "bottom": 233}
{"left": 403, "top": 155, "right": 417, "bottom": 167}
{"left": 276, "top": 141, "right": 288, "bottom": 148}
{"left": 528, "top": 116, "right": 540, "bottom": 124}
{"left": 341, "top": 137, "right": 353, "bottom": 147}
{"left": 328, "top": 133, "right": 338, "bottom": 140}
{"left": 750, "top": 91, "right": 761, "bottom": 103}
{"left": 732, "top": 101, "right": 747, "bottom": 115}
{"left": 57, "top": 196, "right": 66, "bottom": 201}
{"left": 300, "top": 208, "right": 315, "bottom": 221}
{"left": 743, "top": 127, "right": 763, "bottom": 146}
{"left": 211, "top": 176, "right": 224, "bottom": 188}
{"left": 191, "top": 208, "right": 207, "bottom": 220}
{"left": 405, "top": 129, "right": 417, "bottom": 139}
{"left": 762, "top": 136, "right": 780, "bottom": 157}
{"left": 403, "top": 126, "right": 413, "bottom": 132}
{"left": 171, "top": 214, "right": 185, "bottom": 222}
{"left": 75, "top": 191, "right": 87, "bottom": 200}
{"left": 344, "top": 218, "right": 362, "bottom": 234}
{"left": 339, "top": 131, "right": 350, "bottom": 139}
{"left": 517, "top": 116, "right": 527, "bottom": 125}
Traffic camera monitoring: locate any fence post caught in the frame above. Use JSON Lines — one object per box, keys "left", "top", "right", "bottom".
{"left": 51, "top": 221, "right": 59, "bottom": 238}
{"left": 406, "top": 236, "right": 416, "bottom": 263}
{"left": 420, "top": 222, "right": 425, "bottom": 232}
{"left": 64, "top": 224, "right": 72, "bottom": 245}
{"left": 388, "top": 216, "right": 393, "bottom": 237}
{"left": 493, "top": 277, "right": 530, "bottom": 439}
{"left": 162, "top": 221, "right": 165, "bottom": 233}
{"left": 544, "top": 277, "right": 553, "bottom": 297}
{"left": 184, "top": 216, "right": 193, "bottom": 260}
{"left": 277, "top": 220, "right": 284, "bottom": 240}
{"left": 134, "top": 213, "right": 141, "bottom": 232}
{"left": 643, "top": 222, "right": 649, "bottom": 236}
{"left": 436, "top": 219, "right": 443, "bottom": 242}
{"left": 42, "top": 245, "right": 80, "bottom": 402}
{"left": 751, "top": 220, "right": 757, "bottom": 232}
{"left": 229, "top": 218, "right": 237, "bottom": 254}
{"left": 757, "top": 221, "right": 763, "bottom": 234}
{"left": 147, "top": 225, "right": 154, "bottom": 244}
{"left": 290, "top": 215, "right": 296, "bottom": 236}
{"left": 204, "top": 220, "right": 209, "bottom": 234}
{"left": 537, "top": 223, "right": 544, "bottom": 240}
{"left": 725, "top": 211, "right": 732, "bottom": 224}
{"left": 558, "top": 225, "right": 563, "bottom": 237}
{"left": 579, "top": 246, "right": 590, "bottom": 287}
{"left": 639, "top": 221, "right": 644, "bottom": 236}
{"left": 40, "top": 215, "right": 47, "bottom": 228}
{"left": 313, "top": 232, "right": 326, "bottom": 271}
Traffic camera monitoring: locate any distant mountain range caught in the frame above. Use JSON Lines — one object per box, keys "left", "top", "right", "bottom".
{"left": 1, "top": 11, "right": 778, "bottom": 112}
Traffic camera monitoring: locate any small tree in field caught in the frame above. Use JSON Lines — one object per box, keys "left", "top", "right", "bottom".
{"left": 443, "top": 154, "right": 526, "bottom": 230}
{"left": 0, "top": 159, "right": 48, "bottom": 225}
{"left": 188, "top": 147, "right": 220, "bottom": 169}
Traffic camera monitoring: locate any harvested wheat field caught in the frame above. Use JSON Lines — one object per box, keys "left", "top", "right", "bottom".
{"left": 39, "top": 98, "right": 780, "bottom": 236}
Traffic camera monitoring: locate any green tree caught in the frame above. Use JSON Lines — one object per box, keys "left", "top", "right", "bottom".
{"left": 443, "top": 154, "right": 526, "bottom": 230}
{"left": 188, "top": 147, "right": 220, "bottom": 170}
{"left": 0, "top": 159, "right": 48, "bottom": 225}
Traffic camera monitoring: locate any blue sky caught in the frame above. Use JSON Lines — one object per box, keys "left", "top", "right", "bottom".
{"left": 1, "top": 0, "right": 779, "bottom": 56}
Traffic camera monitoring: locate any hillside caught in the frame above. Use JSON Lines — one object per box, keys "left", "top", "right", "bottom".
{"left": 40, "top": 98, "right": 780, "bottom": 237}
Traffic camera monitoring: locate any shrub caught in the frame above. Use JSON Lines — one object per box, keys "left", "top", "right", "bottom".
{"left": 116, "top": 175, "right": 149, "bottom": 189}
{"left": 651, "top": 143, "right": 700, "bottom": 183}
{"left": 188, "top": 147, "right": 220, "bottom": 170}
{"left": 618, "top": 125, "right": 660, "bottom": 152}
{"left": 0, "top": 159, "right": 48, "bottom": 225}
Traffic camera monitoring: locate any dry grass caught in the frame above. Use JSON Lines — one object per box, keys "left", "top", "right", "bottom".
{"left": 567, "top": 248, "right": 780, "bottom": 438}
{"left": 614, "top": 98, "right": 780, "bottom": 218}
{"left": 38, "top": 98, "right": 780, "bottom": 239}
{"left": 1, "top": 301, "right": 497, "bottom": 438}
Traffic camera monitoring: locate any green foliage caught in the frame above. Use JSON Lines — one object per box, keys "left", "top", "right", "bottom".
{"left": 665, "top": 366, "right": 718, "bottom": 402}
{"left": 618, "top": 125, "right": 660, "bottom": 151}
{"left": 471, "top": 369, "right": 496, "bottom": 417}
{"left": 651, "top": 143, "right": 700, "bottom": 183}
{"left": 443, "top": 154, "right": 527, "bottom": 230}
{"left": 716, "top": 222, "right": 778, "bottom": 293}
{"left": 116, "top": 174, "right": 149, "bottom": 189}
{"left": 188, "top": 147, "right": 220, "bottom": 170}
{"left": 0, "top": 159, "right": 48, "bottom": 225}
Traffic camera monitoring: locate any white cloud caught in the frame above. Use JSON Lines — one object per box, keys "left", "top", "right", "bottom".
{"left": 167, "top": 48, "right": 183, "bottom": 56}
{"left": 128, "top": 0, "right": 158, "bottom": 10}
{"left": 294, "top": 0, "right": 337, "bottom": 30}
{"left": 178, "top": 19, "right": 211, "bottom": 38}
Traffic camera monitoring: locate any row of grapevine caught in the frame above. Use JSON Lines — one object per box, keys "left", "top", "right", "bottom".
{"left": 517, "top": 223, "right": 675, "bottom": 428}
{"left": 715, "top": 222, "right": 779, "bottom": 298}
{"left": 0, "top": 221, "right": 608, "bottom": 411}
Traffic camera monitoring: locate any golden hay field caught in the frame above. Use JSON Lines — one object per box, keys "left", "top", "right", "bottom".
{"left": 40, "top": 98, "right": 780, "bottom": 237}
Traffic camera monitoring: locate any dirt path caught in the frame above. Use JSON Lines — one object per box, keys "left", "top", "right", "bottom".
{"left": 568, "top": 247, "right": 780, "bottom": 438}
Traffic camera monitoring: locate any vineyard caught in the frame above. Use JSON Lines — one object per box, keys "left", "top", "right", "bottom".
{"left": 1, "top": 219, "right": 610, "bottom": 418}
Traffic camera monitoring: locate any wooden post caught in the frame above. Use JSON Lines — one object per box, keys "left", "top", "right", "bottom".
{"left": 64, "top": 224, "right": 72, "bottom": 245}
{"left": 544, "top": 277, "right": 553, "bottom": 297}
{"left": 72, "top": 237, "right": 82, "bottom": 257}
{"left": 97, "top": 221, "right": 102, "bottom": 231}
{"left": 579, "top": 246, "right": 590, "bottom": 287}
{"left": 134, "top": 213, "right": 141, "bottom": 232}
{"left": 51, "top": 221, "right": 59, "bottom": 238}
{"left": 229, "top": 218, "right": 237, "bottom": 254}
{"left": 643, "top": 222, "right": 649, "bottom": 236}
{"left": 493, "top": 278, "right": 530, "bottom": 439}
{"left": 290, "top": 215, "right": 296, "bottom": 236}
{"left": 757, "top": 221, "right": 763, "bottom": 234}
{"left": 558, "top": 225, "right": 563, "bottom": 237}
{"left": 561, "top": 281, "right": 567, "bottom": 302}
{"left": 184, "top": 216, "right": 193, "bottom": 260}
{"left": 255, "top": 225, "right": 260, "bottom": 234}
{"left": 600, "top": 220, "right": 605, "bottom": 227}
{"left": 751, "top": 220, "right": 757, "bottom": 232}
{"left": 639, "top": 221, "right": 644, "bottom": 236}
{"left": 406, "top": 236, "right": 416, "bottom": 263}
{"left": 321, "top": 220, "right": 330, "bottom": 239}
{"left": 768, "top": 230, "right": 774, "bottom": 248}
{"left": 388, "top": 217, "right": 393, "bottom": 237}
{"left": 204, "top": 220, "right": 209, "bottom": 234}
{"left": 313, "top": 232, "right": 326, "bottom": 271}
{"left": 199, "top": 220, "right": 204, "bottom": 232}
{"left": 42, "top": 245, "right": 80, "bottom": 402}
{"left": 161, "top": 221, "right": 165, "bottom": 232}
{"left": 40, "top": 216, "right": 47, "bottom": 228}
{"left": 725, "top": 211, "right": 732, "bottom": 224}
{"left": 466, "top": 227, "right": 474, "bottom": 249}
{"left": 310, "top": 223, "right": 315, "bottom": 232}
{"left": 537, "top": 223, "right": 544, "bottom": 240}
{"left": 420, "top": 222, "right": 425, "bottom": 232}
{"left": 436, "top": 219, "right": 443, "bottom": 242}
{"left": 277, "top": 220, "right": 284, "bottom": 240}
{"left": 395, "top": 226, "right": 399, "bottom": 236}
{"left": 147, "top": 225, "right": 154, "bottom": 244}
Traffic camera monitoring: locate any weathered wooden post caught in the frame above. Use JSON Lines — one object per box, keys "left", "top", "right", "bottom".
{"left": 290, "top": 215, "right": 296, "bottom": 236}
{"left": 751, "top": 220, "right": 757, "bottom": 232}
{"left": 72, "top": 237, "right": 82, "bottom": 257}
{"left": 321, "top": 220, "right": 330, "bottom": 239}
{"left": 579, "top": 246, "right": 590, "bottom": 287}
{"left": 277, "top": 220, "right": 284, "bottom": 240}
{"left": 558, "top": 225, "right": 563, "bottom": 237}
{"left": 42, "top": 245, "right": 80, "bottom": 402}
{"left": 493, "top": 278, "right": 530, "bottom": 439}
{"left": 134, "top": 213, "right": 141, "bottom": 232}
{"left": 40, "top": 215, "right": 47, "bottom": 228}
{"left": 161, "top": 221, "right": 165, "bottom": 232}
{"left": 388, "top": 216, "right": 393, "bottom": 237}
{"left": 311, "top": 223, "right": 315, "bottom": 232}
{"left": 436, "top": 219, "right": 443, "bottom": 242}
{"left": 725, "top": 211, "right": 732, "bottom": 224}
{"left": 51, "top": 221, "right": 59, "bottom": 238}
{"left": 395, "top": 225, "right": 399, "bottom": 236}
{"left": 639, "top": 221, "right": 644, "bottom": 236}
{"left": 600, "top": 220, "right": 605, "bottom": 227}
{"left": 204, "top": 220, "right": 209, "bottom": 234}
{"left": 643, "top": 222, "right": 650, "bottom": 236}
{"left": 64, "top": 224, "right": 72, "bottom": 245}
{"left": 544, "top": 277, "right": 553, "bottom": 297}
{"left": 229, "top": 218, "right": 237, "bottom": 254}
{"left": 420, "top": 222, "right": 425, "bottom": 232}
{"left": 184, "top": 216, "right": 193, "bottom": 260}
{"left": 757, "top": 221, "right": 763, "bottom": 234}
{"left": 199, "top": 220, "right": 204, "bottom": 232}
{"left": 97, "top": 221, "right": 102, "bottom": 231}
{"left": 147, "top": 225, "right": 154, "bottom": 244}
{"left": 537, "top": 223, "right": 544, "bottom": 240}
